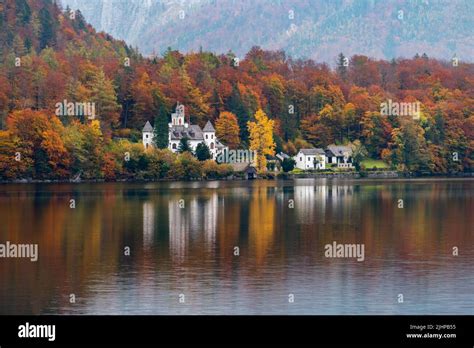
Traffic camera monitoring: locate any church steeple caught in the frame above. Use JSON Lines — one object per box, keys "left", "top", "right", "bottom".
{"left": 171, "top": 102, "right": 185, "bottom": 126}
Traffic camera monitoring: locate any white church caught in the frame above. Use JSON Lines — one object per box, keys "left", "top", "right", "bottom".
{"left": 142, "top": 103, "right": 228, "bottom": 159}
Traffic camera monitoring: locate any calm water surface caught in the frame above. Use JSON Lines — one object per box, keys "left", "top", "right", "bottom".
{"left": 0, "top": 179, "right": 472, "bottom": 314}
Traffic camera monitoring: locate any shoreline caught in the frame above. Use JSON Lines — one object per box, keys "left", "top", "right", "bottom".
{"left": 1, "top": 171, "right": 472, "bottom": 184}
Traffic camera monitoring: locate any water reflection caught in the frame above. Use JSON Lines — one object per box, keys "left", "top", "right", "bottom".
{"left": 143, "top": 201, "right": 154, "bottom": 249}
{"left": 0, "top": 179, "right": 472, "bottom": 314}
{"left": 169, "top": 199, "right": 188, "bottom": 263}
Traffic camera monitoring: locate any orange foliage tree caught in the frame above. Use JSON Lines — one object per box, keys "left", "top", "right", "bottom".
{"left": 215, "top": 111, "right": 240, "bottom": 149}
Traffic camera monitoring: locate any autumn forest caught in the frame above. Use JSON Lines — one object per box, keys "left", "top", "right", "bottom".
{"left": 0, "top": 0, "right": 473, "bottom": 181}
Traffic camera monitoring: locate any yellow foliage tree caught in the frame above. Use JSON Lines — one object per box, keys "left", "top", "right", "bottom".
{"left": 247, "top": 109, "right": 275, "bottom": 172}
{"left": 90, "top": 119, "right": 103, "bottom": 139}
{"left": 0, "top": 130, "right": 32, "bottom": 178}
{"left": 215, "top": 111, "right": 240, "bottom": 149}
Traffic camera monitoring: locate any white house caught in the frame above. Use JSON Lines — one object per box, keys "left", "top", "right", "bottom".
{"left": 325, "top": 145, "right": 354, "bottom": 168}
{"left": 294, "top": 148, "right": 326, "bottom": 170}
{"left": 142, "top": 103, "right": 227, "bottom": 159}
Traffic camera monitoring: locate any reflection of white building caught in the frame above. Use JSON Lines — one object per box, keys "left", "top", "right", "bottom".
{"left": 142, "top": 103, "right": 228, "bottom": 159}
{"left": 169, "top": 200, "right": 189, "bottom": 262}
{"left": 293, "top": 184, "right": 327, "bottom": 224}
{"left": 143, "top": 202, "right": 155, "bottom": 249}
{"left": 327, "top": 184, "right": 354, "bottom": 201}
{"left": 203, "top": 193, "right": 218, "bottom": 250}
{"left": 280, "top": 182, "right": 356, "bottom": 225}
{"left": 326, "top": 184, "right": 355, "bottom": 220}
{"left": 168, "top": 193, "right": 219, "bottom": 261}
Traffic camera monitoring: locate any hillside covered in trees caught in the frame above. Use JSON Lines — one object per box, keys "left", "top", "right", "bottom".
{"left": 0, "top": 0, "right": 472, "bottom": 180}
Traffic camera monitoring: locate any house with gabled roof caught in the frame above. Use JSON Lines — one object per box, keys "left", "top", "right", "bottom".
{"left": 142, "top": 102, "right": 228, "bottom": 159}
{"left": 326, "top": 144, "right": 354, "bottom": 168}
{"left": 294, "top": 148, "right": 326, "bottom": 170}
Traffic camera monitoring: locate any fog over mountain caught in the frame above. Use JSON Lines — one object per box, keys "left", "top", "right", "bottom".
{"left": 61, "top": 0, "right": 473, "bottom": 63}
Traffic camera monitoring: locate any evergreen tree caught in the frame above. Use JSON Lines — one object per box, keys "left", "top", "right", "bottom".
{"left": 178, "top": 137, "right": 192, "bottom": 153}
{"left": 433, "top": 109, "right": 445, "bottom": 144}
{"left": 281, "top": 158, "right": 295, "bottom": 172}
{"left": 336, "top": 53, "right": 348, "bottom": 80}
{"left": 210, "top": 88, "right": 223, "bottom": 119}
{"left": 195, "top": 142, "right": 211, "bottom": 161}
{"left": 39, "top": 7, "right": 56, "bottom": 49}
{"left": 74, "top": 10, "right": 88, "bottom": 31}
{"left": 226, "top": 85, "right": 249, "bottom": 143}
{"left": 15, "top": 0, "right": 31, "bottom": 25}
{"left": 274, "top": 134, "right": 284, "bottom": 154}
{"left": 153, "top": 102, "right": 169, "bottom": 149}
{"left": 280, "top": 97, "right": 297, "bottom": 141}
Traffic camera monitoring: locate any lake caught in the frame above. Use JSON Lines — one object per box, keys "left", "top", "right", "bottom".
{"left": 0, "top": 179, "right": 472, "bottom": 314}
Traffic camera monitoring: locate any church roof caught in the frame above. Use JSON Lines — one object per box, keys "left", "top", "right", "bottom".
{"left": 203, "top": 121, "right": 215, "bottom": 132}
{"left": 143, "top": 121, "right": 153, "bottom": 132}
{"left": 170, "top": 125, "right": 204, "bottom": 140}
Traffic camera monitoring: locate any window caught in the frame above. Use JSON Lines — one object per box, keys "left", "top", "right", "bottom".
{"left": 172, "top": 143, "right": 177, "bottom": 150}
{"left": 211, "top": 134, "right": 214, "bottom": 139}
{"left": 206, "top": 134, "right": 208, "bottom": 139}
{"left": 210, "top": 143, "right": 214, "bottom": 149}
{"left": 145, "top": 134, "right": 148, "bottom": 138}
{"left": 300, "top": 157, "right": 302, "bottom": 161}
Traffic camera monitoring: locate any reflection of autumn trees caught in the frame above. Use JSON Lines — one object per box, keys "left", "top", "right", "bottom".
{"left": 0, "top": 184, "right": 146, "bottom": 313}
{"left": 248, "top": 185, "right": 276, "bottom": 266}
{"left": 0, "top": 187, "right": 73, "bottom": 313}
{"left": 340, "top": 181, "right": 473, "bottom": 263}
{"left": 0, "top": 181, "right": 472, "bottom": 313}
{"left": 217, "top": 196, "right": 241, "bottom": 263}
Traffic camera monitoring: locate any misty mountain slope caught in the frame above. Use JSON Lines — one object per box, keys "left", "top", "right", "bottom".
{"left": 61, "top": 0, "right": 474, "bottom": 63}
